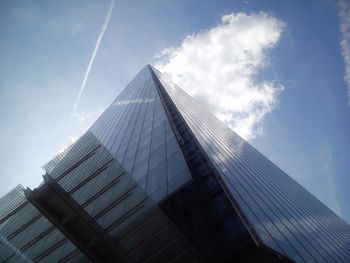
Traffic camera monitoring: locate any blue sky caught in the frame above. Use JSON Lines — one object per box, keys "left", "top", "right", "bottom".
{"left": 1, "top": 0, "right": 350, "bottom": 224}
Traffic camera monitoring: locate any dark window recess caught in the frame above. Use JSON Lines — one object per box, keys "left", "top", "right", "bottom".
{"left": 24, "top": 174, "right": 129, "bottom": 263}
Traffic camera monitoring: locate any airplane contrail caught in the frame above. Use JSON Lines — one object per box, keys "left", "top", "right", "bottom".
{"left": 72, "top": 0, "right": 116, "bottom": 113}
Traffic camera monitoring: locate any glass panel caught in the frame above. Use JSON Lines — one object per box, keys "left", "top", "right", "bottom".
{"left": 154, "top": 67, "right": 350, "bottom": 262}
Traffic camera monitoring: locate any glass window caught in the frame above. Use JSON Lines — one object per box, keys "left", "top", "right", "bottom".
{"left": 147, "top": 162, "right": 167, "bottom": 193}
{"left": 166, "top": 137, "right": 178, "bottom": 158}
{"left": 149, "top": 145, "right": 166, "bottom": 171}
{"left": 133, "top": 158, "right": 148, "bottom": 180}
{"left": 167, "top": 152, "right": 187, "bottom": 180}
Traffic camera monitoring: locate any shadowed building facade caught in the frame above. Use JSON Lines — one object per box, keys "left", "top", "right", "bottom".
{"left": 1, "top": 65, "right": 350, "bottom": 262}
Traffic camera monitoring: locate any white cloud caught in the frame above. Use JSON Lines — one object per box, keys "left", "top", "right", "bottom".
{"left": 338, "top": 0, "right": 350, "bottom": 106}
{"left": 155, "top": 12, "right": 285, "bottom": 140}
{"left": 68, "top": 135, "right": 78, "bottom": 143}
{"left": 72, "top": 107, "right": 106, "bottom": 123}
{"left": 320, "top": 145, "right": 342, "bottom": 216}
{"left": 72, "top": 110, "right": 91, "bottom": 122}
{"left": 58, "top": 135, "right": 78, "bottom": 154}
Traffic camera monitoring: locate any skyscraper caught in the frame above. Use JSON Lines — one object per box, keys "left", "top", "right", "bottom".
{"left": 1, "top": 65, "right": 349, "bottom": 262}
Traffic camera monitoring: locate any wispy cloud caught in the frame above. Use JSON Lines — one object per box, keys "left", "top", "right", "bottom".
{"left": 72, "top": 106, "right": 106, "bottom": 123}
{"left": 320, "top": 145, "right": 342, "bottom": 216}
{"left": 72, "top": 0, "right": 115, "bottom": 113}
{"left": 155, "top": 12, "right": 284, "bottom": 140}
{"left": 72, "top": 110, "right": 91, "bottom": 122}
{"left": 338, "top": 0, "right": 350, "bottom": 106}
{"left": 58, "top": 135, "right": 78, "bottom": 154}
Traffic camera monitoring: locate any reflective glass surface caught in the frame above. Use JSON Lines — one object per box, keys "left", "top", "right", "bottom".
{"left": 0, "top": 186, "right": 87, "bottom": 262}
{"left": 42, "top": 132, "right": 203, "bottom": 262}
{"left": 152, "top": 65, "right": 350, "bottom": 263}
{"left": 2, "top": 65, "right": 350, "bottom": 263}
{"left": 89, "top": 66, "right": 192, "bottom": 201}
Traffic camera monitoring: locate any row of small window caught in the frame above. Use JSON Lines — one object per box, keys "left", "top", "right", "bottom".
{"left": 0, "top": 209, "right": 76, "bottom": 262}
{"left": 58, "top": 147, "right": 113, "bottom": 192}
{"left": 44, "top": 131, "right": 100, "bottom": 178}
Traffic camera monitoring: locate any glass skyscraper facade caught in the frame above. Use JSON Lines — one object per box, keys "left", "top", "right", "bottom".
{"left": 1, "top": 65, "right": 350, "bottom": 262}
